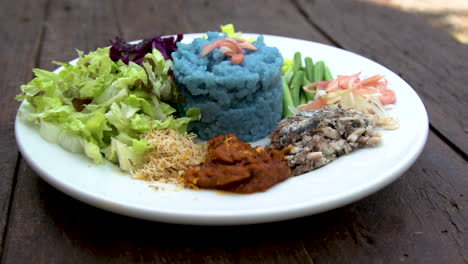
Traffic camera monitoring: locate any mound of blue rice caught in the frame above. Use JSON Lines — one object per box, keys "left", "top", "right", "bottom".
{"left": 172, "top": 32, "right": 283, "bottom": 142}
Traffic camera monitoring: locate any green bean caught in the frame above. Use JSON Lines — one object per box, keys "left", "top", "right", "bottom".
{"left": 324, "top": 66, "right": 333, "bottom": 81}
{"left": 299, "top": 90, "right": 307, "bottom": 105}
{"left": 290, "top": 70, "right": 304, "bottom": 107}
{"left": 304, "top": 57, "right": 314, "bottom": 82}
{"left": 301, "top": 74, "right": 314, "bottom": 102}
{"left": 282, "top": 54, "right": 334, "bottom": 112}
{"left": 283, "top": 70, "right": 294, "bottom": 85}
{"left": 314, "top": 61, "right": 325, "bottom": 82}
{"left": 293, "top": 52, "right": 302, "bottom": 73}
{"left": 282, "top": 78, "right": 294, "bottom": 118}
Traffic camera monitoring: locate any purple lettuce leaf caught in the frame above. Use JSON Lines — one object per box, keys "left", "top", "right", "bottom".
{"left": 110, "top": 34, "right": 183, "bottom": 64}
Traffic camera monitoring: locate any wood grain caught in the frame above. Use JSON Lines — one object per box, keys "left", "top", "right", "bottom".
{"left": 2, "top": 132, "right": 466, "bottom": 264}
{"left": 1, "top": 169, "right": 314, "bottom": 264}
{"left": 2, "top": 0, "right": 467, "bottom": 263}
{"left": 2, "top": 1, "right": 329, "bottom": 263}
{"left": 0, "top": 0, "right": 118, "bottom": 261}
{"left": 295, "top": 0, "right": 468, "bottom": 156}
{"left": 0, "top": 0, "right": 48, "bottom": 257}
{"left": 37, "top": 0, "right": 120, "bottom": 70}
{"left": 113, "top": 0, "right": 331, "bottom": 43}
{"left": 298, "top": 132, "right": 468, "bottom": 263}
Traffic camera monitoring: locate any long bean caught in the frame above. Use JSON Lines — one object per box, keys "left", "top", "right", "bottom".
{"left": 302, "top": 74, "right": 314, "bottom": 102}
{"left": 282, "top": 54, "right": 334, "bottom": 117}
{"left": 293, "top": 52, "right": 302, "bottom": 73}
{"left": 290, "top": 70, "right": 304, "bottom": 107}
{"left": 299, "top": 91, "right": 307, "bottom": 105}
{"left": 282, "top": 78, "right": 294, "bottom": 118}
{"left": 314, "top": 61, "right": 325, "bottom": 83}
{"left": 304, "top": 57, "right": 314, "bottom": 82}
{"left": 283, "top": 70, "right": 294, "bottom": 85}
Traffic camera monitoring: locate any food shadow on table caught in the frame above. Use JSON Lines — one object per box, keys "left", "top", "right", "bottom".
{"left": 31, "top": 171, "right": 396, "bottom": 259}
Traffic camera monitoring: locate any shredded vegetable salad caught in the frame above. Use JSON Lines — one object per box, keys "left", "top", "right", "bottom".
{"left": 300, "top": 73, "right": 399, "bottom": 129}
{"left": 16, "top": 47, "right": 198, "bottom": 172}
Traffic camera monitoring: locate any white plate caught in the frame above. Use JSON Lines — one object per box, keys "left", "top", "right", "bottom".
{"left": 15, "top": 33, "right": 428, "bottom": 225}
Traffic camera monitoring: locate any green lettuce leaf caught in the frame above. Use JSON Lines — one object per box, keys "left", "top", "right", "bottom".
{"left": 17, "top": 46, "right": 194, "bottom": 172}
{"left": 111, "top": 137, "right": 152, "bottom": 171}
{"left": 39, "top": 121, "right": 104, "bottom": 164}
{"left": 142, "top": 49, "right": 177, "bottom": 101}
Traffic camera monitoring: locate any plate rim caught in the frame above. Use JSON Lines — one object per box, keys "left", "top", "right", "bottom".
{"left": 14, "top": 33, "right": 429, "bottom": 225}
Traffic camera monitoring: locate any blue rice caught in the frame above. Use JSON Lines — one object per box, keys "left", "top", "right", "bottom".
{"left": 172, "top": 32, "right": 283, "bottom": 141}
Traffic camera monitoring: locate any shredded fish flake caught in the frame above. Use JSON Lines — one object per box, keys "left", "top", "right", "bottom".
{"left": 132, "top": 129, "right": 207, "bottom": 185}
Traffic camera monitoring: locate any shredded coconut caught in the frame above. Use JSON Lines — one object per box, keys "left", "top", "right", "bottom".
{"left": 132, "top": 129, "right": 207, "bottom": 185}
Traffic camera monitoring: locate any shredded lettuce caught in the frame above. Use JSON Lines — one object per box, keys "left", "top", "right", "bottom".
{"left": 281, "top": 58, "right": 295, "bottom": 85}
{"left": 17, "top": 47, "right": 194, "bottom": 172}
{"left": 220, "top": 24, "right": 240, "bottom": 38}
{"left": 201, "top": 24, "right": 257, "bottom": 42}
{"left": 221, "top": 24, "right": 257, "bottom": 42}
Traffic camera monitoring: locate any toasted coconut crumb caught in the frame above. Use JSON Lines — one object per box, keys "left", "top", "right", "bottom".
{"left": 132, "top": 129, "right": 207, "bottom": 186}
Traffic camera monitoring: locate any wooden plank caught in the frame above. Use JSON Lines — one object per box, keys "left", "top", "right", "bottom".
{"left": 3, "top": 133, "right": 467, "bottom": 263}
{"left": 113, "top": 0, "right": 330, "bottom": 44}
{"left": 2, "top": 167, "right": 316, "bottom": 264}
{"left": 0, "top": 0, "right": 119, "bottom": 262}
{"left": 0, "top": 0, "right": 48, "bottom": 257}
{"left": 2, "top": 0, "right": 327, "bottom": 263}
{"left": 294, "top": 132, "right": 468, "bottom": 263}
{"left": 37, "top": 0, "right": 120, "bottom": 70}
{"left": 295, "top": 0, "right": 468, "bottom": 156}
{"left": 106, "top": 4, "right": 468, "bottom": 262}
{"left": 3, "top": 0, "right": 467, "bottom": 263}
{"left": 114, "top": 0, "right": 333, "bottom": 262}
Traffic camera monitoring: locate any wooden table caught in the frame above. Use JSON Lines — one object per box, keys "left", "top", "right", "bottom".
{"left": 1, "top": 0, "right": 467, "bottom": 263}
